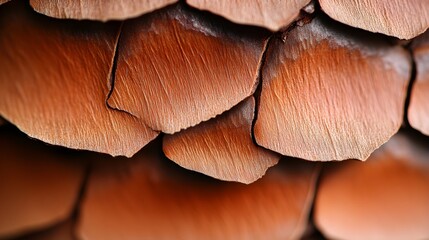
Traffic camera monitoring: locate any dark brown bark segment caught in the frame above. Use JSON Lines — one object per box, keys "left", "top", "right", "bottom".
{"left": 0, "top": 127, "right": 86, "bottom": 238}
{"left": 78, "top": 139, "right": 319, "bottom": 240}
{"left": 12, "top": 220, "right": 75, "bottom": 240}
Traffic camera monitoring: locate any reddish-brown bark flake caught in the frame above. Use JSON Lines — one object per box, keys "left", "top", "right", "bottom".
{"left": 163, "top": 97, "right": 280, "bottom": 184}
{"left": 0, "top": 1, "right": 157, "bottom": 157}
{"left": 254, "top": 16, "right": 410, "bottom": 161}
{"left": 109, "top": 4, "right": 268, "bottom": 134}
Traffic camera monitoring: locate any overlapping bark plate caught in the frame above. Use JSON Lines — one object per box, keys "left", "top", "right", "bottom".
{"left": 1, "top": 1, "right": 428, "bottom": 239}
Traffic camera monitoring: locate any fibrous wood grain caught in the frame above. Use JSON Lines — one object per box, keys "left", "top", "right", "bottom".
{"left": 187, "top": 0, "right": 310, "bottom": 31}
{"left": 30, "top": 0, "right": 176, "bottom": 21}
{"left": 319, "top": 0, "right": 429, "bottom": 39}
{"left": 0, "top": 127, "right": 86, "bottom": 238}
{"left": 108, "top": 4, "right": 268, "bottom": 134}
{"left": 78, "top": 139, "right": 320, "bottom": 240}
{"left": 254, "top": 16, "right": 411, "bottom": 161}
{"left": 0, "top": 1, "right": 157, "bottom": 157}
{"left": 315, "top": 131, "right": 429, "bottom": 240}
{"left": 163, "top": 97, "right": 279, "bottom": 184}
{"left": 409, "top": 31, "right": 429, "bottom": 136}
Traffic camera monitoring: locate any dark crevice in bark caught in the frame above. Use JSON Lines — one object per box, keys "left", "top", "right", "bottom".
{"left": 251, "top": 33, "right": 274, "bottom": 147}
{"left": 300, "top": 163, "right": 326, "bottom": 240}
{"left": 251, "top": 8, "right": 316, "bottom": 147}
{"left": 105, "top": 22, "right": 140, "bottom": 119}
{"left": 105, "top": 23, "right": 159, "bottom": 134}
{"left": 70, "top": 162, "right": 92, "bottom": 240}
{"left": 2, "top": 149, "right": 93, "bottom": 240}
{"left": 292, "top": 162, "right": 324, "bottom": 240}
{"left": 402, "top": 46, "right": 417, "bottom": 127}
{"left": 7, "top": 220, "right": 73, "bottom": 240}
{"left": 103, "top": 22, "right": 169, "bottom": 134}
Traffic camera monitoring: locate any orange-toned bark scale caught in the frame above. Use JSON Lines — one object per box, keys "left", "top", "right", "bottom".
{"left": 163, "top": 97, "right": 279, "bottom": 184}
{"left": 0, "top": 1, "right": 157, "bottom": 157}
{"left": 108, "top": 4, "right": 268, "bottom": 134}
{"left": 187, "top": 0, "right": 310, "bottom": 31}
{"left": 409, "top": 31, "right": 429, "bottom": 136}
{"left": 315, "top": 131, "right": 429, "bottom": 240}
{"left": 319, "top": 0, "right": 429, "bottom": 39}
{"left": 30, "top": 0, "right": 176, "bottom": 21}
{"left": 254, "top": 16, "right": 410, "bottom": 161}
{"left": 0, "top": 127, "right": 86, "bottom": 238}
{"left": 78, "top": 140, "right": 320, "bottom": 240}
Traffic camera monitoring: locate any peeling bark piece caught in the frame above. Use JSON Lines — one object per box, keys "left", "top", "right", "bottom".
{"left": 315, "top": 131, "right": 429, "bottom": 240}
{"left": 319, "top": 0, "right": 429, "bottom": 39}
{"left": 78, "top": 140, "right": 320, "bottom": 240}
{"left": 409, "top": 31, "right": 429, "bottom": 135}
{"left": 0, "top": 127, "right": 86, "bottom": 238}
{"left": 0, "top": 2, "right": 157, "bottom": 157}
{"left": 163, "top": 97, "right": 279, "bottom": 184}
{"left": 13, "top": 220, "right": 75, "bottom": 240}
{"left": 30, "top": 0, "right": 176, "bottom": 21}
{"left": 187, "top": 0, "right": 310, "bottom": 31}
{"left": 254, "top": 16, "right": 410, "bottom": 161}
{"left": 109, "top": 5, "right": 267, "bottom": 134}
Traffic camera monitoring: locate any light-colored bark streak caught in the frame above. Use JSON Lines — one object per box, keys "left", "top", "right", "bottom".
{"left": 187, "top": 0, "right": 310, "bottom": 31}
{"left": 30, "top": 0, "right": 177, "bottom": 21}
{"left": 319, "top": 0, "right": 429, "bottom": 39}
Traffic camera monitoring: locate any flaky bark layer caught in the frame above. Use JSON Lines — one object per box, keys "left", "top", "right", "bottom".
{"left": 0, "top": 1, "right": 157, "bottom": 157}
{"left": 320, "top": 0, "right": 429, "bottom": 39}
{"left": 30, "top": 0, "right": 176, "bottom": 21}
{"left": 109, "top": 4, "right": 268, "bottom": 134}
{"left": 187, "top": 0, "right": 310, "bottom": 31}
{"left": 164, "top": 97, "right": 279, "bottom": 184}
{"left": 255, "top": 16, "right": 410, "bottom": 161}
